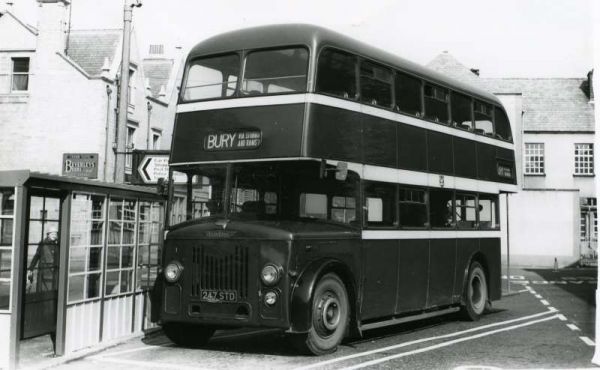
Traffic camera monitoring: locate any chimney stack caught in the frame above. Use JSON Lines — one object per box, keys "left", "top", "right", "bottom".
{"left": 470, "top": 68, "right": 480, "bottom": 76}
{"left": 587, "top": 70, "right": 594, "bottom": 102}
{"left": 36, "top": 0, "right": 70, "bottom": 64}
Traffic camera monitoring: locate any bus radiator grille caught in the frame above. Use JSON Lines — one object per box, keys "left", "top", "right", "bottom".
{"left": 191, "top": 244, "right": 249, "bottom": 299}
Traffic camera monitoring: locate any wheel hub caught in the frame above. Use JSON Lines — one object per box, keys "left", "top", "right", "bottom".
{"left": 320, "top": 295, "right": 341, "bottom": 331}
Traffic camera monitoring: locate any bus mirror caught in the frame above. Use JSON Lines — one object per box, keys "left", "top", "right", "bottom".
{"left": 157, "top": 177, "right": 169, "bottom": 197}
{"left": 320, "top": 160, "right": 348, "bottom": 181}
{"left": 335, "top": 162, "right": 348, "bottom": 181}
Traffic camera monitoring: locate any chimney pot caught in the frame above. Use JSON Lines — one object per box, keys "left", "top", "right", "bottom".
{"left": 470, "top": 68, "right": 480, "bottom": 76}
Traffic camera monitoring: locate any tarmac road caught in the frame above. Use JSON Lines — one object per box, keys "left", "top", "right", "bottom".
{"left": 49, "top": 268, "right": 598, "bottom": 370}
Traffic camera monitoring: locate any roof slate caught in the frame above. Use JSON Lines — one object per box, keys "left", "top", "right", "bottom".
{"left": 143, "top": 58, "right": 173, "bottom": 98}
{"left": 66, "top": 29, "right": 121, "bottom": 77}
{"left": 427, "top": 52, "right": 594, "bottom": 132}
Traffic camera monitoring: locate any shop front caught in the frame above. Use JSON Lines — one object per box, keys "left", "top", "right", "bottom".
{"left": 0, "top": 170, "right": 164, "bottom": 369}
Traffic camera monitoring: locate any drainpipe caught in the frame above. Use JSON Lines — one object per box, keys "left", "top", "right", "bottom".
{"left": 103, "top": 85, "right": 112, "bottom": 182}
{"left": 146, "top": 101, "right": 153, "bottom": 149}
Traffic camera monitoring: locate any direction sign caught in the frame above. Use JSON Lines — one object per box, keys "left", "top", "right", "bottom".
{"left": 138, "top": 155, "right": 169, "bottom": 183}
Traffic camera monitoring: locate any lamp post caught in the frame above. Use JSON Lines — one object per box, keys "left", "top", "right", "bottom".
{"left": 114, "top": 0, "right": 142, "bottom": 183}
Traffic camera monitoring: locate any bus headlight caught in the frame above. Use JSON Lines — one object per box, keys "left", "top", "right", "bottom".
{"left": 264, "top": 291, "right": 278, "bottom": 306}
{"left": 260, "top": 264, "right": 281, "bottom": 286}
{"left": 164, "top": 261, "right": 183, "bottom": 283}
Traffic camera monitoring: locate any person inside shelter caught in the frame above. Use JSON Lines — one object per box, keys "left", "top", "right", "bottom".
{"left": 27, "top": 226, "right": 59, "bottom": 293}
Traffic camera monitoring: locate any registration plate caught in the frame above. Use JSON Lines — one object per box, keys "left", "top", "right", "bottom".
{"left": 200, "top": 290, "right": 237, "bottom": 303}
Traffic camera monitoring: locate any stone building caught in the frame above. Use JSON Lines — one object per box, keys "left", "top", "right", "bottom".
{"left": 0, "top": 0, "right": 177, "bottom": 182}
{"left": 429, "top": 52, "right": 595, "bottom": 267}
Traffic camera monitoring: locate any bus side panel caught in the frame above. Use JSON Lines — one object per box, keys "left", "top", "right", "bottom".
{"left": 479, "top": 238, "right": 502, "bottom": 301}
{"left": 362, "top": 115, "right": 397, "bottom": 168}
{"left": 453, "top": 238, "right": 480, "bottom": 302}
{"left": 476, "top": 142, "right": 497, "bottom": 181}
{"left": 170, "top": 104, "right": 305, "bottom": 164}
{"left": 306, "top": 104, "right": 362, "bottom": 163}
{"left": 360, "top": 240, "right": 399, "bottom": 320}
{"left": 453, "top": 137, "right": 478, "bottom": 179}
{"left": 395, "top": 239, "right": 428, "bottom": 314}
{"left": 496, "top": 147, "right": 518, "bottom": 184}
{"left": 427, "top": 239, "right": 457, "bottom": 307}
{"left": 427, "top": 131, "right": 454, "bottom": 175}
{"left": 397, "top": 124, "right": 428, "bottom": 172}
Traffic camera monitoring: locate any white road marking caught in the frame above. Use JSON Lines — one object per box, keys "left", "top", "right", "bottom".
{"left": 517, "top": 289, "right": 529, "bottom": 293}
{"left": 580, "top": 336, "right": 595, "bottom": 346}
{"left": 529, "top": 290, "right": 536, "bottom": 294}
{"left": 547, "top": 307, "right": 558, "bottom": 312}
{"left": 89, "top": 355, "right": 207, "bottom": 370}
{"left": 557, "top": 314, "right": 567, "bottom": 321}
{"left": 296, "top": 310, "right": 556, "bottom": 370}
{"left": 534, "top": 294, "right": 542, "bottom": 299}
{"left": 540, "top": 300, "right": 550, "bottom": 306}
{"left": 567, "top": 324, "right": 581, "bottom": 331}
{"left": 338, "top": 315, "right": 559, "bottom": 370}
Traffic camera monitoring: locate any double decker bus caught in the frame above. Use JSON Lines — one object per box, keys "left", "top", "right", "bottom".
{"left": 152, "top": 24, "right": 517, "bottom": 355}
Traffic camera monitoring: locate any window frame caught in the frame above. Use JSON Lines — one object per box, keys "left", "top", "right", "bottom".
{"left": 180, "top": 52, "right": 242, "bottom": 103}
{"left": 240, "top": 45, "right": 310, "bottom": 97}
{"left": 423, "top": 82, "right": 450, "bottom": 124}
{"left": 0, "top": 187, "right": 16, "bottom": 312}
{"left": 524, "top": 142, "right": 545, "bottom": 176}
{"left": 574, "top": 143, "right": 594, "bottom": 176}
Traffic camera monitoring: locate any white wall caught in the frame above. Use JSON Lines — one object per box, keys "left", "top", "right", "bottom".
{"left": 506, "top": 189, "right": 580, "bottom": 267}
{"left": 0, "top": 314, "right": 10, "bottom": 369}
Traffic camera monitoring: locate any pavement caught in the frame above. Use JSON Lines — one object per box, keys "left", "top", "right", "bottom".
{"left": 15, "top": 267, "right": 600, "bottom": 369}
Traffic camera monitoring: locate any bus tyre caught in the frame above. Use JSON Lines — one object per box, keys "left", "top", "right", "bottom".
{"left": 162, "top": 323, "right": 215, "bottom": 348}
{"left": 461, "top": 261, "right": 488, "bottom": 321}
{"left": 292, "top": 273, "right": 349, "bottom": 355}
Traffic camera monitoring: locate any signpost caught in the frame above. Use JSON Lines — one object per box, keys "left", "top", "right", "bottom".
{"left": 130, "top": 150, "right": 186, "bottom": 185}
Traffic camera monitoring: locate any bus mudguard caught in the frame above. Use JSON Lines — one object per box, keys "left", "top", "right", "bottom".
{"left": 289, "top": 258, "right": 358, "bottom": 333}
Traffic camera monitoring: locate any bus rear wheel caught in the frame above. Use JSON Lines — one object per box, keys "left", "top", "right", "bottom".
{"left": 460, "top": 261, "right": 489, "bottom": 321}
{"left": 162, "top": 322, "right": 215, "bottom": 348}
{"left": 291, "top": 273, "right": 349, "bottom": 355}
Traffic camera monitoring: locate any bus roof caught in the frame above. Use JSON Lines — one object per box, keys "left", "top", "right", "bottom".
{"left": 187, "top": 24, "right": 501, "bottom": 105}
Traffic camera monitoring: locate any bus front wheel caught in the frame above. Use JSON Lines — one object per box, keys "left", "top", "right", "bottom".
{"left": 162, "top": 322, "right": 215, "bottom": 348}
{"left": 460, "top": 261, "right": 489, "bottom": 321}
{"left": 291, "top": 273, "right": 349, "bottom": 355}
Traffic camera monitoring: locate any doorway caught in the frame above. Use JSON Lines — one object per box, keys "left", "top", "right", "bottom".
{"left": 21, "top": 193, "right": 62, "bottom": 340}
{"left": 579, "top": 197, "right": 597, "bottom": 266}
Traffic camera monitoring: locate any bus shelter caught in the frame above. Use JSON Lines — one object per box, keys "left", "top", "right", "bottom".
{"left": 0, "top": 170, "right": 165, "bottom": 369}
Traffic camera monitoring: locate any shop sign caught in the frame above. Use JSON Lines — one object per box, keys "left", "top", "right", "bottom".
{"left": 62, "top": 153, "right": 98, "bottom": 179}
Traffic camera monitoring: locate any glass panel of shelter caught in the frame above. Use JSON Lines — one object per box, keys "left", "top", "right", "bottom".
{"left": 0, "top": 188, "right": 15, "bottom": 311}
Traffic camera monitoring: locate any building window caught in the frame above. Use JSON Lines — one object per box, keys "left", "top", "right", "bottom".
{"left": 12, "top": 57, "right": 30, "bottom": 92}
{"left": 0, "top": 188, "right": 15, "bottom": 311}
{"left": 152, "top": 130, "right": 161, "bottom": 150}
{"left": 574, "top": 143, "right": 594, "bottom": 175}
{"left": 67, "top": 193, "right": 105, "bottom": 303}
{"left": 125, "top": 126, "right": 136, "bottom": 172}
{"left": 128, "top": 69, "right": 136, "bottom": 107}
{"left": 105, "top": 198, "right": 137, "bottom": 297}
{"left": 524, "top": 143, "right": 545, "bottom": 175}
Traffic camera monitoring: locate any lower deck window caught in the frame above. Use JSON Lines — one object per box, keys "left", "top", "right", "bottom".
{"left": 399, "top": 187, "right": 427, "bottom": 228}
{"left": 429, "top": 189, "right": 454, "bottom": 228}
{"left": 300, "top": 193, "right": 327, "bottom": 219}
{"left": 455, "top": 193, "right": 477, "bottom": 229}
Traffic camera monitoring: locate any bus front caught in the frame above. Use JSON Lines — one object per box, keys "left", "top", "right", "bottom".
{"left": 153, "top": 36, "right": 361, "bottom": 353}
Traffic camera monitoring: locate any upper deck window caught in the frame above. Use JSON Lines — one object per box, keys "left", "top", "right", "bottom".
{"left": 494, "top": 107, "right": 512, "bottom": 141}
{"left": 474, "top": 100, "right": 494, "bottom": 136}
{"left": 395, "top": 72, "right": 422, "bottom": 116}
{"left": 183, "top": 53, "right": 239, "bottom": 101}
{"left": 360, "top": 61, "right": 393, "bottom": 108}
{"left": 316, "top": 48, "right": 357, "bottom": 99}
{"left": 424, "top": 84, "right": 449, "bottom": 123}
{"left": 451, "top": 92, "right": 473, "bottom": 130}
{"left": 242, "top": 47, "right": 308, "bottom": 95}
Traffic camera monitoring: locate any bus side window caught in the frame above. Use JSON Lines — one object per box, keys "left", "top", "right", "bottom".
{"left": 429, "top": 189, "right": 454, "bottom": 228}
{"left": 395, "top": 72, "right": 422, "bottom": 116}
{"left": 399, "top": 187, "right": 427, "bottom": 228}
{"left": 478, "top": 194, "right": 499, "bottom": 229}
{"left": 451, "top": 92, "right": 473, "bottom": 130}
{"left": 455, "top": 193, "right": 477, "bottom": 229}
{"left": 424, "top": 83, "right": 449, "bottom": 124}
{"left": 364, "top": 182, "right": 396, "bottom": 227}
{"left": 494, "top": 106, "right": 513, "bottom": 141}
{"left": 474, "top": 100, "right": 494, "bottom": 136}
{"left": 360, "top": 60, "right": 393, "bottom": 108}
{"left": 316, "top": 48, "right": 357, "bottom": 100}
{"left": 331, "top": 196, "right": 356, "bottom": 223}
{"left": 299, "top": 193, "right": 327, "bottom": 219}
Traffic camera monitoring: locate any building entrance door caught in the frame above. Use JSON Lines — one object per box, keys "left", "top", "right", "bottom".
{"left": 579, "top": 198, "right": 597, "bottom": 267}
{"left": 21, "top": 192, "right": 62, "bottom": 340}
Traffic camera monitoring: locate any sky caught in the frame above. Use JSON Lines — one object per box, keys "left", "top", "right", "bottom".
{"left": 5, "top": 0, "right": 595, "bottom": 78}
